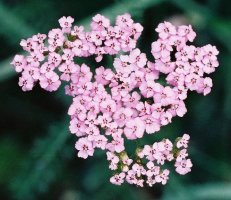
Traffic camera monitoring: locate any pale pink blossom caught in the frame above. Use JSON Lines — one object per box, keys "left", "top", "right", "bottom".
{"left": 124, "top": 117, "right": 145, "bottom": 139}
{"left": 106, "top": 137, "right": 125, "bottom": 153}
{"left": 59, "top": 16, "right": 74, "bottom": 33}
{"left": 91, "top": 14, "right": 110, "bottom": 30}
{"left": 178, "top": 25, "right": 196, "bottom": 42}
{"left": 11, "top": 55, "right": 27, "bottom": 72}
{"left": 155, "top": 169, "right": 169, "bottom": 185}
{"left": 22, "top": 66, "right": 40, "bottom": 80}
{"left": 202, "top": 77, "right": 213, "bottom": 95}
{"left": 177, "top": 134, "right": 190, "bottom": 148}
{"left": 69, "top": 118, "right": 86, "bottom": 136}
{"left": 155, "top": 21, "right": 176, "bottom": 39}
{"left": 39, "top": 72, "right": 61, "bottom": 92}
{"left": 110, "top": 173, "right": 125, "bottom": 185}
{"left": 18, "top": 76, "right": 34, "bottom": 91}
{"left": 146, "top": 162, "right": 160, "bottom": 177}
{"left": 175, "top": 158, "right": 193, "bottom": 175}
{"left": 75, "top": 137, "right": 94, "bottom": 159}
{"left": 129, "top": 48, "right": 147, "bottom": 68}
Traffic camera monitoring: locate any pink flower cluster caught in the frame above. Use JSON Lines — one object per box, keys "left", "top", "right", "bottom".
{"left": 11, "top": 14, "right": 219, "bottom": 187}
{"left": 108, "top": 134, "right": 191, "bottom": 186}
{"left": 11, "top": 14, "right": 143, "bottom": 91}
{"left": 152, "top": 22, "right": 219, "bottom": 95}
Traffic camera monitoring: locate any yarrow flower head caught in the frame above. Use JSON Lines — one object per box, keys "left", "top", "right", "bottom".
{"left": 11, "top": 13, "right": 219, "bottom": 187}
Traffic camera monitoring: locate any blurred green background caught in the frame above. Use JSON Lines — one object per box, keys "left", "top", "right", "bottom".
{"left": 0, "top": 0, "right": 231, "bottom": 199}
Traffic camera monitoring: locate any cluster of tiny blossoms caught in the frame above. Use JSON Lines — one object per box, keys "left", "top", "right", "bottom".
{"left": 11, "top": 14, "right": 219, "bottom": 187}
{"left": 11, "top": 14, "right": 143, "bottom": 91}
{"left": 109, "top": 134, "right": 191, "bottom": 186}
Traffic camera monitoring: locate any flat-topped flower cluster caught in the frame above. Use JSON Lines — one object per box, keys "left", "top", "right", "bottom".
{"left": 11, "top": 13, "right": 219, "bottom": 187}
{"left": 109, "top": 134, "right": 192, "bottom": 186}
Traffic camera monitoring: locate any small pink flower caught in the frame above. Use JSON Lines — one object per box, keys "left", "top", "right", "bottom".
{"left": 151, "top": 39, "right": 172, "bottom": 61}
{"left": 26, "top": 51, "right": 44, "bottom": 67}
{"left": 18, "top": 76, "right": 34, "bottom": 91}
{"left": 72, "top": 39, "right": 89, "bottom": 56}
{"left": 177, "top": 134, "right": 190, "bottom": 148}
{"left": 155, "top": 21, "right": 176, "bottom": 39}
{"left": 129, "top": 48, "right": 147, "bottom": 68}
{"left": 176, "top": 149, "right": 188, "bottom": 162}
{"left": 110, "top": 173, "right": 125, "bottom": 185}
{"left": 100, "top": 98, "right": 117, "bottom": 114}
{"left": 107, "top": 152, "right": 119, "bottom": 162}
{"left": 40, "top": 62, "right": 55, "bottom": 75}
{"left": 113, "top": 107, "right": 133, "bottom": 127}
{"left": 174, "top": 85, "right": 188, "bottom": 100}
{"left": 75, "top": 137, "right": 94, "bottom": 159}
{"left": 91, "top": 14, "right": 110, "bottom": 30}
{"left": 175, "top": 159, "right": 193, "bottom": 175}
{"left": 121, "top": 154, "right": 133, "bottom": 166}
{"left": 132, "top": 23, "right": 143, "bottom": 39}
{"left": 146, "top": 161, "right": 160, "bottom": 177}
{"left": 68, "top": 103, "right": 87, "bottom": 121}
{"left": 106, "top": 137, "right": 125, "bottom": 153}
{"left": 48, "top": 52, "right": 62, "bottom": 67}
{"left": 202, "top": 44, "right": 219, "bottom": 62}
{"left": 104, "top": 38, "right": 120, "bottom": 54}
{"left": 175, "top": 45, "right": 194, "bottom": 62}
{"left": 202, "top": 77, "right": 213, "bottom": 95}
{"left": 139, "top": 80, "right": 158, "bottom": 98}
{"left": 146, "top": 177, "right": 156, "bottom": 187}
{"left": 85, "top": 126, "right": 100, "bottom": 137}
{"left": 122, "top": 92, "right": 141, "bottom": 108}
{"left": 178, "top": 25, "right": 196, "bottom": 42}
{"left": 39, "top": 72, "right": 61, "bottom": 92}
{"left": 59, "top": 16, "right": 74, "bottom": 33}
{"left": 48, "top": 28, "right": 64, "bottom": 43}
{"left": 202, "top": 58, "right": 219, "bottom": 74}
{"left": 20, "top": 38, "right": 34, "bottom": 52}
{"left": 126, "top": 170, "right": 137, "bottom": 185}
{"left": 151, "top": 103, "right": 163, "bottom": 119}
{"left": 169, "top": 35, "right": 186, "bottom": 51}
{"left": 97, "top": 113, "right": 112, "bottom": 128}
{"left": 142, "top": 115, "right": 160, "bottom": 134}
{"left": 116, "top": 13, "right": 133, "bottom": 27}
{"left": 114, "top": 55, "right": 133, "bottom": 74}
{"left": 185, "top": 73, "right": 200, "bottom": 91}
{"left": 22, "top": 66, "right": 40, "bottom": 80}
{"left": 160, "top": 111, "right": 172, "bottom": 126}
{"left": 155, "top": 169, "right": 170, "bottom": 185}
{"left": 11, "top": 55, "right": 27, "bottom": 72}
{"left": 89, "top": 135, "right": 108, "bottom": 150}
{"left": 166, "top": 71, "right": 185, "bottom": 86}
{"left": 71, "top": 25, "right": 85, "bottom": 38}
{"left": 132, "top": 163, "right": 146, "bottom": 177}
{"left": 121, "top": 37, "right": 136, "bottom": 52}
{"left": 69, "top": 118, "right": 86, "bottom": 136}
{"left": 136, "top": 102, "right": 151, "bottom": 116}
{"left": 95, "top": 67, "right": 114, "bottom": 85}
{"left": 62, "top": 49, "right": 74, "bottom": 63}
{"left": 154, "top": 86, "right": 175, "bottom": 106}
{"left": 169, "top": 100, "right": 187, "bottom": 117}
{"left": 78, "top": 64, "right": 93, "bottom": 83}
{"left": 107, "top": 151, "right": 119, "bottom": 170}
{"left": 32, "top": 33, "right": 46, "bottom": 45}
{"left": 155, "top": 60, "right": 176, "bottom": 74}
{"left": 142, "top": 145, "right": 155, "bottom": 161}
{"left": 59, "top": 62, "right": 79, "bottom": 81}
{"left": 124, "top": 117, "right": 145, "bottom": 139}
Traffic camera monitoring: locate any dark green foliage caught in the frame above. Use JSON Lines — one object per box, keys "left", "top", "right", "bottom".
{"left": 0, "top": 0, "right": 231, "bottom": 199}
